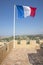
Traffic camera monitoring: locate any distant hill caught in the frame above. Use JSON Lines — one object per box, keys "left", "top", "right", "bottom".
{"left": 0, "top": 36, "right": 13, "bottom": 42}
{"left": 15, "top": 34, "right": 43, "bottom": 40}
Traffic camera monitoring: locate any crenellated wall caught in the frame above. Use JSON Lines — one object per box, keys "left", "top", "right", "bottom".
{"left": 0, "top": 40, "right": 43, "bottom": 64}
{"left": 13, "top": 40, "right": 40, "bottom": 49}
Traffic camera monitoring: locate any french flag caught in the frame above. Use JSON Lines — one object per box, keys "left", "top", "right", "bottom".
{"left": 16, "top": 5, "right": 37, "bottom": 18}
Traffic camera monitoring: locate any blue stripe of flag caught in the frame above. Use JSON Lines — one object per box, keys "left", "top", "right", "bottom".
{"left": 16, "top": 5, "right": 24, "bottom": 18}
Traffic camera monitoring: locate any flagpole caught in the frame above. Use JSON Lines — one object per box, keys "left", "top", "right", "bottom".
{"left": 13, "top": 5, "right": 16, "bottom": 48}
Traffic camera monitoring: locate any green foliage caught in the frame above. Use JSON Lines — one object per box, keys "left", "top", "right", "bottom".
{"left": 17, "top": 40, "right": 21, "bottom": 44}
{"left": 26, "top": 41, "right": 30, "bottom": 44}
{"left": 40, "top": 43, "right": 43, "bottom": 48}
{"left": 36, "top": 40, "right": 40, "bottom": 44}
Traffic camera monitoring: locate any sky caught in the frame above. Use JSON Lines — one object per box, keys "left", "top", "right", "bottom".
{"left": 0, "top": 0, "right": 13, "bottom": 36}
{"left": 0, "top": 0, "right": 43, "bottom": 36}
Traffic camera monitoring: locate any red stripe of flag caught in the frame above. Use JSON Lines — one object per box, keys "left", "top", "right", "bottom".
{"left": 30, "top": 7, "right": 37, "bottom": 17}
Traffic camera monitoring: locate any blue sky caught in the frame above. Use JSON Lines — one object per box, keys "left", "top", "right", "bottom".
{"left": 0, "top": 0, "right": 43, "bottom": 36}
{"left": 0, "top": 0, "right": 13, "bottom": 36}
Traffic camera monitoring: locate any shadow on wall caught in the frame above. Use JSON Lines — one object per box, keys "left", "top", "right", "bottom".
{"left": 28, "top": 44, "right": 43, "bottom": 65}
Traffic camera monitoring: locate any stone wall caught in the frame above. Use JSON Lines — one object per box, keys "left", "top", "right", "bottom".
{"left": 14, "top": 40, "right": 40, "bottom": 49}
{"left": 0, "top": 41, "right": 13, "bottom": 64}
